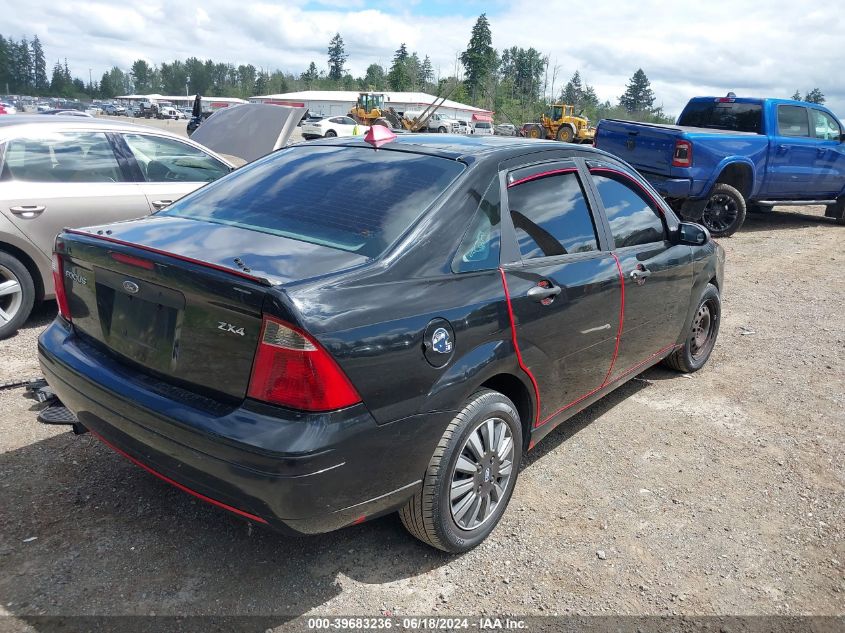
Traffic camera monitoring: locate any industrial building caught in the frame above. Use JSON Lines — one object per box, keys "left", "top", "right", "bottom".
{"left": 250, "top": 91, "right": 493, "bottom": 122}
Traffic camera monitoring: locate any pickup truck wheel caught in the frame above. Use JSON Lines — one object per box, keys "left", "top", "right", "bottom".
{"left": 437, "top": 126, "right": 448, "bottom": 133}
{"left": 825, "top": 198, "right": 845, "bottom": 225}
{"left": 663, "top": 283, "right": 721, "bottom": 373}
{"left": 0, "top": 252, "right": 35, "bottom": 340}
{"left": 701, "top": 183, "right": 746, "bottom": 237}
{"left": 400, "top": 389, "right": 522, "bottom": 553}
{"left": 556, "top": 126, "right": 574, "bottom": 142}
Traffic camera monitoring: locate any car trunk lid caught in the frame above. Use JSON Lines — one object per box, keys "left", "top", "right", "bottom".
{"left": 57, "top": 217, "right": 369, "bottom": 401}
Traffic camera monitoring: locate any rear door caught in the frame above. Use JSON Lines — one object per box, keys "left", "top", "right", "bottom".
{"left": 502, "top": 160, "right": 622, "bottom": 424}
{"left": 765, "top": 104, "right": 820, "bottom": 198}
{"left": 585, "top": 162, "right": 692, "bottom": 379}
{"left": 0, "top": 131, "right": 148, "bottom": 259}
{"left": 116, "top": 132, "right": 231, "bottom": 212}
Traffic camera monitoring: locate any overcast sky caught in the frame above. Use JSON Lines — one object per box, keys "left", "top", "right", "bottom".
{"left": 5, "top": 0, "right": 844, "bottom": 117}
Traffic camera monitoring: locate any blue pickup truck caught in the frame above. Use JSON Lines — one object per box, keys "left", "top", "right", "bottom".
{"left": 595, "top": 95, "right": 845, "bottom": 236}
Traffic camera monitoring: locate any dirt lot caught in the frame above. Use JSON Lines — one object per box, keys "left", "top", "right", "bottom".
{"left": 0, "top": 206, "right": 842, "bottom": 629}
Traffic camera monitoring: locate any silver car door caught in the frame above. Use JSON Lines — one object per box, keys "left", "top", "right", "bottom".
{"left": 0, "top": 131, "right": 149, "bottom": 259}
{"left": 119, "top": 132, "right": 232, "bottom": 211}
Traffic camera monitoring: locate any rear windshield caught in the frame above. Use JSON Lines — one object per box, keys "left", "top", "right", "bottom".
{"left": 677, "top": 101, "right": 763, "bottom": 133}
{"left": 161, "top": 145, "right": 465, "bottom": 258}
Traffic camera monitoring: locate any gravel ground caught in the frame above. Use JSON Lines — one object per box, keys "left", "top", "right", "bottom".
{"left": 0, "top": 206, "right": 842, "bottom": 629}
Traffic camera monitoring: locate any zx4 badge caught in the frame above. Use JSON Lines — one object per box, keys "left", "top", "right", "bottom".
{"left": 218, "top": 322, "right": 246, "bottom": 336}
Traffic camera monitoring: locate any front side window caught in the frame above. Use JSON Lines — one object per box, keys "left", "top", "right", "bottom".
{"left": 506, "top": 170, "right": 598, "bottom": 259}
{"left": 777, "top": 105, "right": 810, "bottom": 138}
{"left": 591, "top": 171, "right": 666, "bottom": 247}
{"left": 810, "top": 110, "right": 841, "bottom": 141}
{"left": 122, "top": 133, "right": 229, "bottom": 183}
{"left": 0, "top": 132, "right": 121, "bottom": 182}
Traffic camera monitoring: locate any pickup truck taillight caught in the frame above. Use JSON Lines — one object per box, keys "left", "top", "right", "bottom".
{"left": 247, "top": 316, "right": 361, "bottom": 412}
{"left": 51, "top": 253, "right": 72, "bottom": 322}
{"left": 672, "top": 140, "right": 693, "bottom": 167}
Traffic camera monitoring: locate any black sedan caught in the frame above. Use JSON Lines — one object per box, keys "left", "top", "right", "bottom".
{"left": 38, "top": 134, "right": 724, "bottom": 552}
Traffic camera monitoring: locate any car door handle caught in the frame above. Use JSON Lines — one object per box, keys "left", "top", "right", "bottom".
{"left": 630, "top": 267, "right": 652, "bottom": 281}
{"left": 527, "top": 284, "right": 562, "bottom": 302}
{"left": 776, "top": 144, "right": 789, "bottom": 154}
{"left": 151, "top": 200, "right": 173, "bottom": 210}
{"left": 9, "top": 205, "right": 46, "bottom": 218}
{"left": 817, "top": 147, "right": 828, "bottom": 157}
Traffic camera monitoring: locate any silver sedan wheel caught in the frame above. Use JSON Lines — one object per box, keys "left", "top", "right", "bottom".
{"left": 450, "top": 416, "right": 515, "bottom": 531}
{"left": 0, "top": 264, "right": 23, "bottom": 325}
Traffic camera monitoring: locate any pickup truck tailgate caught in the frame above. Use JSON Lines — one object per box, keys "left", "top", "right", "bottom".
{"left": 595, "top": 119, "right": 683, "bottom": 177}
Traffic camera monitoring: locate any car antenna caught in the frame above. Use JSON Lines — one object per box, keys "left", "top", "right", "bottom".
{"left": 364, "top": 125, "right": 396, "bottom": 149}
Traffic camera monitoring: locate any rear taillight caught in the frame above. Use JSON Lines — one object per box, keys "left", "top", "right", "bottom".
{"left": 51, "top": 253, "right": 72, "bottom": 322}
{"left": 672, "top": 140, "right": 693, "bottom": 167}
{"left": 247, "top": 316, "right": 361, "bottom": 412}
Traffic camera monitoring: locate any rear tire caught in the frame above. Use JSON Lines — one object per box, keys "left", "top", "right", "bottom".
{"left": 824, "top": 197, "right": 845, "bottom": 225}
{"left": 0, "top": 252, "right": 35, "bottom": 340}
{"left": 700, "top": 183, "right": 746, "bottom": 237}
{"left": 437, "top": 126, "right": 448, "bottom": 133}
{"left": 400, "top": 389, "right": 522, "bottom": 553}
{"left": 663, "top": 283, "right": 721, "bottom": 373}
{"left": 324, "top": 130, "right": 337, "bottom": 138}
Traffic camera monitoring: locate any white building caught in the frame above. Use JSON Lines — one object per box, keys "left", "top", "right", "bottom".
{"left": 250, "top": 90, "right": 494, "bottom": 122}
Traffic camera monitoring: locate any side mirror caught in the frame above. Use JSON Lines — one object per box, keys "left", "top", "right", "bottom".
{"left": 840, "top": 133, "right": 845, "bottom": 143}
{"left": 675, "top": 221, "right": 709, "bottom": 246}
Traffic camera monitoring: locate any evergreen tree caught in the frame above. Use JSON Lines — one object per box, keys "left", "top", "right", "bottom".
{"left": 420, "top": 55, "right": 433, "bottom": 90}
{"left": 301, "top": 62, "right": 319, "bottom": 88}
{"left": 16, "top": 38, "right": 33, "bottom": 92}
{"left": 460, "top": 14, "right": 497, "bottom": 105}
{"left": 31, "top": 35, "right": 47, "bottom": 93}
{"left": 619, "top": 68, "right": 656, "bottom": 113}
{"left": 407, "top": 52, "right": 421, "bottom": 90}
{"left": 362, "top": 63, "right": 386, "bottom": 90}
{"left": 50, "top": 60, "right": 65, "bottom": 94}
{"left": 791, "top": 89, "right": 802, "bottom": 101}
{"left": 560, "top": 71, "right": 583, "bottom": 106}
{"left": 131, "top": 59, "right": 152, "bottom": 92}
{"left": 803, "top": 88, "right": 825, "bottom": 104}
{"left": 387, "top": 43, "right": 410, "bottom": 91}
{"left": 327, "top": 33, "right": 347, "bottom": 82}
{"left": 0, "top": 36, "right": 9, "bottom": 93}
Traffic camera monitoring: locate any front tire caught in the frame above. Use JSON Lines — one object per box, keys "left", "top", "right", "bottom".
{"left": 700, "top": 183, "right": 746, "bottom": 237}
{"left": 324, "top": 130, "right": 337, "bottom": 138}
{"left": 663, "top": 283, "right": 721, "bottom": 373}
{"left": 0, "top": 252, "right": 35, "bottom": 340}
{"left": 556, "top": 125, "right": 574, "bottom": 142}
{"left": 400, "top": 389, "right": 523, "bottom": 553}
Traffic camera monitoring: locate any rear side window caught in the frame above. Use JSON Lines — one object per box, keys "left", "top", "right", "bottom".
{"left": 454, "top": 179, "right": 500, "bottom": 273}
{"left": 777, "top": 106, "right": 810, "bottom": 138}
{"left": 122, "top": 133, "right": 229, "bottom": 183}
{"left": 506, "top": 170, "right": 598, "bottom": 258}
{"left": 591, "top": 171, "right": 666, "bottom": 247}
{"left": 161, "top": 146, "right": 466, "bottom": 258}
{"left": 678, "top": 101, "right": 763, "bottom": 133}
{"left": 0, "top": 132, "right": 122, "bottom": 182}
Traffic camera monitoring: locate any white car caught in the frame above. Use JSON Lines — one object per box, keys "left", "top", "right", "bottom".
{"left": 302, "top": 116, "right": 369, "bottom": 140}
{"left": 472, "top": 121, "right": 494, "bottom": 136}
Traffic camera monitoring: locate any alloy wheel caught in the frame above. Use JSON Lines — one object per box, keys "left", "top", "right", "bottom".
{"left": 0, "top": 265, "right": 23, "bottom": 325}
{"left": 450, "top": 416, "right": 515, "bottom": 531}
{"left": 702, "top": 193, "right": 739, "bottom": 233}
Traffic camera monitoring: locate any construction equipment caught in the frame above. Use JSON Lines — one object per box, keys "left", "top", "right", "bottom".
{"left": 523, "top": 104, "right": 595, "bottom": 143}
{"left": 349, "top": 81, "right": 463, "bottom": 133}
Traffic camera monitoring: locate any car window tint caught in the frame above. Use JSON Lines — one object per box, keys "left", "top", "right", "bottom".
{"left": 810, "top": 110, "right": 841, "bottom": 141}
{"left": 777, "top": 105, "right": 810, "bottom": 138}
{"left": 506, "top": 171, "right": 598, "bottom": 259}
{"left": 122, "top": 133, "right": 229, "bottom": 183}
{"left": 160, "top": 146, "right": 466, "bottom": 258}
{"left": 454, "top": 178, "right": 501, "bottom": 272}
{"left": 1, "top": 132, "right": 121, "bottom": 183}
{"left": 592, "top": 172, "right": 666, "bottom": 247}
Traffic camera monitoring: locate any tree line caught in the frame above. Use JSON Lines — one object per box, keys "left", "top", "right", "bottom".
{"left": 0, "top": 25, "right": 829, "bottom": 125}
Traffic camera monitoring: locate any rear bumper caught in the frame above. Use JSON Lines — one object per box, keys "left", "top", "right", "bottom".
{"left": 38, "top": 320, "right": 451, "bottom": 535}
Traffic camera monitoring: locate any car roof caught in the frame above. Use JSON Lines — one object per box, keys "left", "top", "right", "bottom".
{"left": 308, "top": 134, "right": 609, "bottom": 162}
{"left": 0, "top": 115, "right": 183, "bottom": 137}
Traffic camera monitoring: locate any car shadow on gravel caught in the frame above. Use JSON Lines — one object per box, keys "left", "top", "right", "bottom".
{"left": 0, "top": 424, "right": 451, "bottom": 627}
{"left": 739, "top": 208, "right": 839, "bottom": 233}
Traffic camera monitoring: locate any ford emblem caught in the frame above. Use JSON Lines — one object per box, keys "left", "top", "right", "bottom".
{"left": 122, "top": 280, "right": 140, "bottom": 294}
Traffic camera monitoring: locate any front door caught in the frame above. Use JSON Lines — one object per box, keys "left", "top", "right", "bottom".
{"left": 502, "top": 162, "right": 621, "bottom": 425}
{"left": 586, "top": 164, "right": 693, "bottom": 380}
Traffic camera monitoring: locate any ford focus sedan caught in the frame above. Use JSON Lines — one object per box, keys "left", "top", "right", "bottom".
{"left": 38, "top": 134, "right": 724, "bottom": 552}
